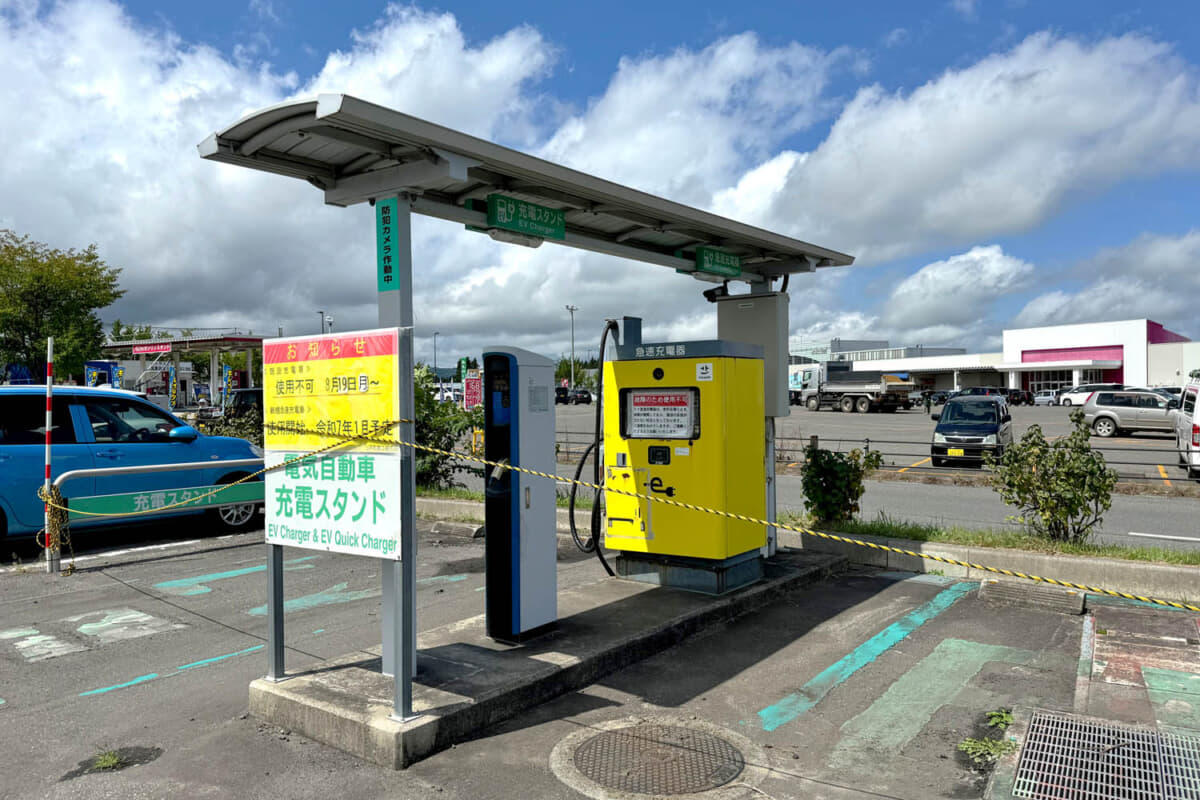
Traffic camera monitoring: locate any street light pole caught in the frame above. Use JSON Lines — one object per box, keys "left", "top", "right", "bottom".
{"left": 565, "top": 304, "right": 578, "bottom": 388}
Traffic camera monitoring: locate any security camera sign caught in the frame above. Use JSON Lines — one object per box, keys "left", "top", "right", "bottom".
{"left": 627, "top": 390, "right": 696, "bottom": 439}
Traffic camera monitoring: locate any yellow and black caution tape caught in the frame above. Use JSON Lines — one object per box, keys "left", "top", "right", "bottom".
{"left": 36, "top": 421, "right": 1200, "bottom": 613}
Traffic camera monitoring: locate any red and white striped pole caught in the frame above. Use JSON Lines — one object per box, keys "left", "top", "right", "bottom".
{"left": 45, "top": 337, "right": 58, "bottom": 573}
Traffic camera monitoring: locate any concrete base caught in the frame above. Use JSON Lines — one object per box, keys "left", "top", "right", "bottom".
{"left": 614, "top": 549, "right": 764, "bottom": 595}
{"left": 249, "top": 549, "right": 843, "bottom": 769}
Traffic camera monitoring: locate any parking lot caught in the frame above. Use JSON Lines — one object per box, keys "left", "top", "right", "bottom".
{"left": 556, "top": 403, "right": 1191, "bottom": 489}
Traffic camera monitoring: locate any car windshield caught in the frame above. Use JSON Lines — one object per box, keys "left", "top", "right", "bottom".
{"left": 939, "top": 402, "right": 998, "bottom": 424}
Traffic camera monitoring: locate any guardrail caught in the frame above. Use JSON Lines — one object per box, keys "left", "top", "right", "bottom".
{"left": 554, "top": 432, "right": 1193, "bottom": 486}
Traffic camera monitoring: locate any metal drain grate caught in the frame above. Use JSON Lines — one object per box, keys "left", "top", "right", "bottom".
{"left": 1013, "top": 712, "right": 1200, "bottom": 799}
{"left": 572, "top": 724, "right": 745, "bottom": 795}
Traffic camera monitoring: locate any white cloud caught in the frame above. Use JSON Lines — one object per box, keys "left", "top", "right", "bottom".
{"left": 883, "top": 245, "right": 1033, "bottom": 330}
{"left": 1014, "top": 231, "right": 1200, "bottom": 337}
{"left": 883, "top": 28, "right": 909, "bottom": 48}
{"left": 761, "top": 32, "right": 1200, "bottom": 262}
{"left": 949, "top": 0, "right": 980, "bottom": 21}
{"left": 538, "top": 33, "right": 838, "bottom": 205}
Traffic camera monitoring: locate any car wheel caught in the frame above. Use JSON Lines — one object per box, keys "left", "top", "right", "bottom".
{"left": 1092, "top": 418, "right": 1116, "bottom": 438}
{"left": 856, "top": 397, "right": 871, "bottom": 414}
{"left": 209, "top": 473, "right": 261, "bottom": 533}
{"left": 840, "top": 396, "right": 855, "bottom": 413}
{"left": 806, "top": 396, "right": 819, "bottom": 411}
{"left": 1061, "top": 399, "right": 1072, "bottom": 406}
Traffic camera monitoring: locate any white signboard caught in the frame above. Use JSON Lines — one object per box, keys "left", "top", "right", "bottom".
{"left": 265, "top": 450, "right": 402, "bottom": 558}
{"left": 627, "top": 390, "right": 695, "bottom": 439}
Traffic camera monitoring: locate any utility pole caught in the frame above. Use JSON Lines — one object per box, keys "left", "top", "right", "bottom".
{"left": 565, "top": 304, "right": 578, "bottom": 388}
{"left": 433, "top": 331, "right": 440, "bottom": 397}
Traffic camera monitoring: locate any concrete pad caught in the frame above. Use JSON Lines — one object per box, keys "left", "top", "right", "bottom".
{"left": 249, "top": 549, "right": 844, "bottom": 769}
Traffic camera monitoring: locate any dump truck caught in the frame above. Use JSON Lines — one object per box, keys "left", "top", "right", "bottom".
{"left": 789, "top": 363, "right": 916, "bottom": 412}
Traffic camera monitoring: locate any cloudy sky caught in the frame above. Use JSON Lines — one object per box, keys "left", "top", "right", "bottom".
{"left": 2, "top": 0, "right": 1198, "bottom": 365}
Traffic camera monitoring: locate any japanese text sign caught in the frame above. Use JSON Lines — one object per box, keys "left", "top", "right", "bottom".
{"left": 694, "top": 247, "right": 742, "bottom": 278}
{"left": 375, "top": 197, "right": 400, "bottom": 292}
{"left": 626, "top": 389, "right": 697, "bottom": 439}
{"left": 486, "top": 193, "right": 566, "bottom": 240}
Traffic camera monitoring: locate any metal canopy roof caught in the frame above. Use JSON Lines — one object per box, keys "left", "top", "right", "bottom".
{"left": 198, "top": 94, "right": 854, "bottom": 282}
{"left": 102, "top": 334, "right": 264, "bottom": 355}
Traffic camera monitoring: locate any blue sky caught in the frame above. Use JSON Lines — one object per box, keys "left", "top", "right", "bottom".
{"left": 2, "top": 0, "right": 1198, "bottom": 363}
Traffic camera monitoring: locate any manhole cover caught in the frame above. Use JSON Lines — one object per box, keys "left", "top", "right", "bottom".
{"left": 572, "top": 724, "right": 745, "bottom": 795}
{"left": 1014, "top": 712, "right": 1200, "bottom": 799}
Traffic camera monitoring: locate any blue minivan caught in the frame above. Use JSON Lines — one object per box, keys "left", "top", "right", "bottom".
{"left": 0, "top": 386, "right": 263, "bottom": 538}
{"left": 930, "top": 396, "right": 1013, "bottom": 467}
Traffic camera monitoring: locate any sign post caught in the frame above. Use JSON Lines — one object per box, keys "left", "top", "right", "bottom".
{"left": 45, "top": 337, "right": 57, "bottom": 574}
{"left": 375, "top": 195, "right": 418, "bottom": 721}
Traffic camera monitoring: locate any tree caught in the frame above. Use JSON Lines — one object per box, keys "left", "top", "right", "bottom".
{"left": 414, "top": 365, "right": 483, "bottom": 488}
{"left": 0, "top": 230, "right": 124, "bottom": 380}
{"left": 986, "top": 409, "right": 1118, "bottom": 543}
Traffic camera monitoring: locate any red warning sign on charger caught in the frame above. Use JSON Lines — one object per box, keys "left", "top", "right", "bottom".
{"left": 627, "top": 389, "right": 697, "bottom": 439}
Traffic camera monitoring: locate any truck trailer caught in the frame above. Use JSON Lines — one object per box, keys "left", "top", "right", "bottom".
{"left": 789, "top": 363, "right": 916, "bottom": 413}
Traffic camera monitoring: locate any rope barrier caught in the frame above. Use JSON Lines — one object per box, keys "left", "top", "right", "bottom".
{"left": 34, "top": 421, "right": 1200, "bottom": 612}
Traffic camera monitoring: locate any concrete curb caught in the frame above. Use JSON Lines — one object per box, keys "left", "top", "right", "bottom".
{"left": 775, "top": 529, "right": 1199, "bottom": 608}
{"left": 415, "top": 498, "right": 1198, "bottom": 607}
{"left": 249, "top": 550, "right": 845, "bottom": 769}
{"left": 415, "top": 498, "right": 594, "bottom": 539}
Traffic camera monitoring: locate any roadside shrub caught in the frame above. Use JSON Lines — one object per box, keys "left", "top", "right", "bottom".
{"left": 800, "top": 446, "right": 883, "bottom": 524}
{"left": 202, "top": 407, "right": 264, "bottom": 448}
{"left": 414, "top": 366, "right": 483, "bottom": 489}
{"left": 986, "top": 409, "right": 1117, "bottom": 543}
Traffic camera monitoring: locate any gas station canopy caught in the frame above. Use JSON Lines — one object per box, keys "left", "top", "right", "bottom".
{"left": 199, "top": 94, "right": 853, "bottom": 282}
{"left": 101, "top": 333, "right": 264, "bottom": 357}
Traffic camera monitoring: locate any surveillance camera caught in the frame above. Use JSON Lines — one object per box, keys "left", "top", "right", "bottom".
{"left": 702, "top": 284, "right": 729, "bottom": 303}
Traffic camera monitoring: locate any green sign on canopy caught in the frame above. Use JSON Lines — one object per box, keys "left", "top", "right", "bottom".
{"left": 487, "top": 194, "right": 566, "bottom": 240}
{"left": 695, "top": 247, "right": 742, "bottom": 278}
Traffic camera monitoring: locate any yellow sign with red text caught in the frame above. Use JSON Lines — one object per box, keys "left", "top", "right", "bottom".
{"left": 263, "top": 328, "right": 399, "bottom": 452}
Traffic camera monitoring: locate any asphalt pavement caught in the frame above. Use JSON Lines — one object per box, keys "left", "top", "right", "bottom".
{"left": 3, "top": 521, "right": 1196, "bottom": 799}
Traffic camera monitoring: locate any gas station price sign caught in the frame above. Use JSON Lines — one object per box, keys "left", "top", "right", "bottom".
{"left": 626, "top": 389, "right": 698, "bottom": 439}
{"left": 263, "top": 328, "right": 403, "bottom": 559}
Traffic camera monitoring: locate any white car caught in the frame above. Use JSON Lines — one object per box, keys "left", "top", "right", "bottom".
{"left": 1033, "top": 390, "right": 1058, "bottom": 406}
{"left": 1176, "top": 378, "right": 1199, "bottom": 480}
{"left": 1057, "top": 383, "right": 1123, "bottom": 406}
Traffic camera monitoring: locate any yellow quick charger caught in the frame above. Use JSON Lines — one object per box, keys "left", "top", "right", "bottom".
{"left": 602, "top": 321, "right": 766, "bottom": 564}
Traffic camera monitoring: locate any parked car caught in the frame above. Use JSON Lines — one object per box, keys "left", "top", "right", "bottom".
{"left": 1081, "top": 389, "right": 1177, "bottom": 438}
{"left": 226, "top": 387, "right": 263, "bottom": 418}
{"left": 1057, "top": 383, "right": 1123, "bottom": 406}
{"left": 956, "top": 387, "right": 1005, "bottom": 398}
{"left": 929, "top": 397, "right": 1013, "bottom": 467}
{"left": 0, "top": 385, "right": 264, "bottom": 537}
{"left": 1175, "top": 378, "right": 1200, "bottom": 480}
{"left": 568, "top": 388, "right": 592, "bottom": 405}
{"left": 554, "top": 386, "right": 570, "bottom": 405}
{"left": 1033, "top": 390, "right": 1058, "bottom": 406}
{"left": 929, "top": 390, "right": 951, "bottom": 405}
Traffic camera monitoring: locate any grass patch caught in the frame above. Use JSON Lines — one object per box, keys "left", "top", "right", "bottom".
{"left": 92, "top": 750, "right": 125, "bottom": 771}
{"left": 418, "top": 486, "right": 484, "bottom": 503}
{"left": 777, "top": 511, "right": 1200, "bottom": 567}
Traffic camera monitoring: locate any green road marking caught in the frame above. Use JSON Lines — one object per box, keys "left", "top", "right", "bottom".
{"left": 1144, "top": 666, "right": 1200, "bottom": 731}
{"left": 178, "top": 644, "right": 264, "bottom": 670}
{"left": 828, "top": 638, "right": 1034, "bottom": 772}
{"left": 154, "top": 556, "right": 317, "bottom": 596}
{"left": 79, "top": 673, "right": 159, "bottom": 696}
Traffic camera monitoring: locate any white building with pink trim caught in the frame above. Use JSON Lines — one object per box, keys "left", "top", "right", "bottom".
{"left": 845, "top": 319, "right": 1198, "bottom": 392}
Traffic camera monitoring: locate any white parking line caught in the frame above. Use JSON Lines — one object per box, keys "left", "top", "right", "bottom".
{"left": 1127, "top": 531, "right": 1199, "bottom": 542}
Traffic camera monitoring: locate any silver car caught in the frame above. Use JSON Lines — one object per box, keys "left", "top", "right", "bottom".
{"left": 1033, "top": 390, "right": 1058, "bottom": 406}
{"left": 1082, "top": 389, "right": 1178, "bottom": 438}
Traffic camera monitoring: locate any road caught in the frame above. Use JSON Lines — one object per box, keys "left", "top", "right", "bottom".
{"left": 552, "top": 403, "right": 1200, "bottom": 550}
{"left": 556, "top": 402, "right": 1192, "bottom": 487}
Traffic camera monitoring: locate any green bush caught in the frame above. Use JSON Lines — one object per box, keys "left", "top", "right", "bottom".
{"left": 413, "top": 365, "right": 482, "bottom": 489}
{"left": 986, "top": 409, "right": 1117, "bottom": 543}
{"left": 201, "top": 407, "right": 263, "bottom": 448}
{"left": 800, "top": 446, "right": 883, "bottom": 524}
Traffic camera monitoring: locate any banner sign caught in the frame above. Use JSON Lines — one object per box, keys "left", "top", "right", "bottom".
{"left": 264, "top": 328, "right": 402, "bottom": 559}
{"left": 375, "top": 197, "right": 400, "bottom": 293}
{"left": 133, "top": 343, "right": 172, "bottom": 355}
{"left": 464, "top": 373, "right": 482, "bottom": 409}
{"left": 222, "top": 365, "right": 232, "bottom": 404}
{"left": 168, "top": 364, "right": 177, "bottom": 411}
